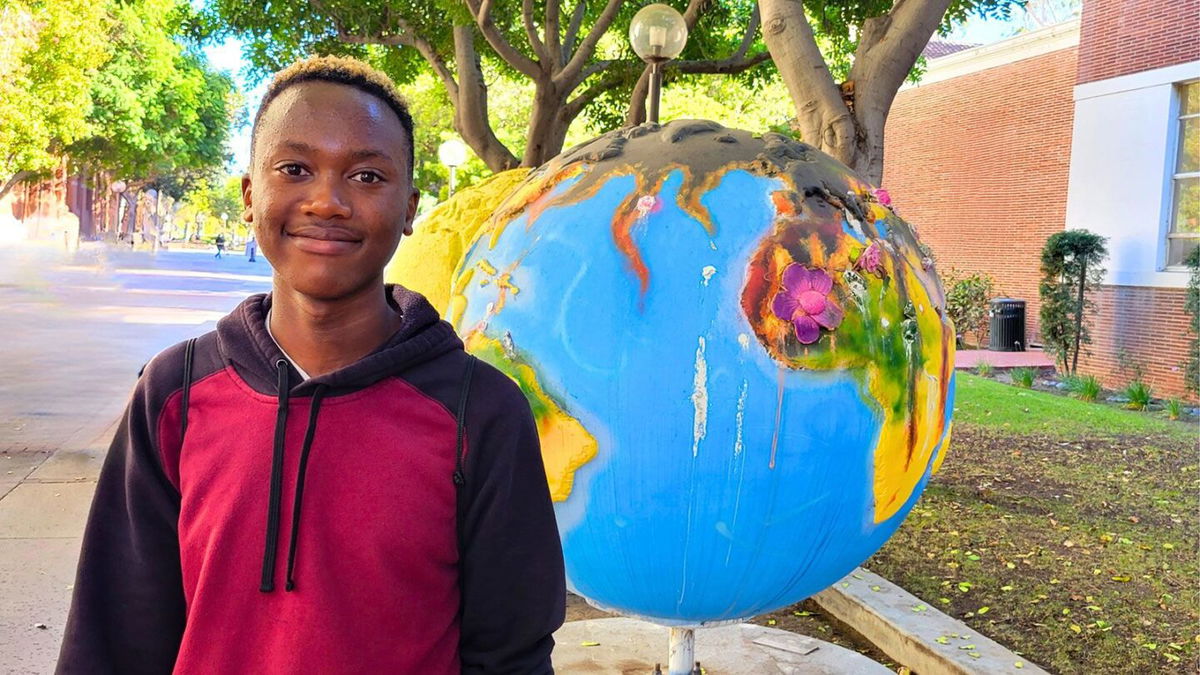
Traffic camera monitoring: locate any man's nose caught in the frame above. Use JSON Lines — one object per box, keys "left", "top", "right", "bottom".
{"left": 302, "top": 174, "right": 351, "bottom": 219}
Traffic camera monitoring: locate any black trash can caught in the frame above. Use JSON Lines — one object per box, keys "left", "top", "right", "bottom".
{"left": 988, "top": 298, "right": 1026, "bottom": 352}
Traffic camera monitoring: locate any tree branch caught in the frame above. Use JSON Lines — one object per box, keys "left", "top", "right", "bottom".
{"left": 757, "top": 0, "right": 855, "bottom": 160}
{"left": 465, "top": 0, "right": 543, "bottom": 79}
{"left": 674, "top": 50, "right": 771, "bottom": 75}
{"left": 545, "top": 0, "right": 563, "bottom": 68}
{"left": 307, "top": 0, "right": 459, "bottom": 99}
{"left": 849, "top": 0, "right": 954, "bottom": 181}
{"left": 522, "top": 0, "right": 551, "bottom": 64}
{"left": 555, "top": 0, "right": 624, "bottom": 89}
{"left": 562, "top": 0, "right": 587, "bottom": 63}
{"left": 735, "top": 4, "right": 761, "bottom": 60}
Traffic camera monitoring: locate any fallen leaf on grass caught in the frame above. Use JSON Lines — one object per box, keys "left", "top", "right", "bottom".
{"left": 1070, "top": 625, "right": 1081, "bottom": 634}
{"left": 977, "top": 606, "right": 990, "bottom": 615}
{"left": 1111, "top": 575, "right": 1131, "bottom": 582}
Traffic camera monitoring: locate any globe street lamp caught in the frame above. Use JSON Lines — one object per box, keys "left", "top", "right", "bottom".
{"left": 629, "top": 3, "right": 688, "bottom": 125}
{"left": 437, "top": 138, "right": 469, "bottom": 197}
{"left": 110, "top": 179, "right": 127, "bottom": 235}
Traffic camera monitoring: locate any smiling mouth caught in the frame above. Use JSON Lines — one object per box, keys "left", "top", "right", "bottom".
{"left": 285, "top": 228, "right": 363, "bottom": 255}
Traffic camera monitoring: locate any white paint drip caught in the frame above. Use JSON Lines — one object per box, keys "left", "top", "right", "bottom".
{"left": 734, "top": 379, "right": 748, "bottom": 455}
{"left": 737, "top": 333, "right": 751, "bottom": 350}
{"left": 691, "top": 336, "right": 708, "bottom": 457}
{"left": 701, "top": 265, "right": 717, "bottom": 286}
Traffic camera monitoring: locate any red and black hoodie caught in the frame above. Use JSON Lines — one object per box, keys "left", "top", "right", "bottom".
{"left": 57, "top": 286, "right": 565, "bottom": 674}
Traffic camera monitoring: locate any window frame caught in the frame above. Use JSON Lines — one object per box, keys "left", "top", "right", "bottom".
{"left": 1165, "top": 79, "right": 1199, "bottom": 271}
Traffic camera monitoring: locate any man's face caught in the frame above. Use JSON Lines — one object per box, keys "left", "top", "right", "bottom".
{"left": 243, "top": 81, "right": 418, "bottom": 301}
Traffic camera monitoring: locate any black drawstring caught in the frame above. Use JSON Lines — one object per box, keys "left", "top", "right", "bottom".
{"left": 261, "top": 360, "right": 291, "bottom": 592}
{"left": 453, "top": 357, "right": 476, "bottom": 488}
{"left": 285, "top": 385, "right": 327, "bottom": 591}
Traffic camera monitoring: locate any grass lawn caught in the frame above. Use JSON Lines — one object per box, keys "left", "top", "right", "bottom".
{"left": 866, "top": 374, "right": 1199, "bottom": 673}
{"left": 749, "top": 374, "right": 1197, "bottom": 672}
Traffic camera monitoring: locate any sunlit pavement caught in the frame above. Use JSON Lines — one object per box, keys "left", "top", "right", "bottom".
{"left": 0, "top": 240, "right": 271, "bottom": 672}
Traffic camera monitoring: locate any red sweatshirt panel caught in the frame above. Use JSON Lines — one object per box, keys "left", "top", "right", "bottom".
{"left": 165, "top": 369, "right": 460, "bottom": 674}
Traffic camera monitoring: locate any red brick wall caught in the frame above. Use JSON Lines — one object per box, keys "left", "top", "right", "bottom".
{"left": 1077, "top": 285, "right": 1193, "bottom": 399}
{"left": 1077, "top": 0, "right": 1200, "bottom": 84}
{"left": 883, "top": 47, "right": 1080, "bottom": 344}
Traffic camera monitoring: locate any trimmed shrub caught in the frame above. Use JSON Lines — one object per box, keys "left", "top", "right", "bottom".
{"left": 1039, "top": 231, "right": 1108, "bottom": 375}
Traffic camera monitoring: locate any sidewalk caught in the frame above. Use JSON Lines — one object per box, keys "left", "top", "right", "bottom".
{"left": 0, "top": 242, "right": 270, "bottom": 672}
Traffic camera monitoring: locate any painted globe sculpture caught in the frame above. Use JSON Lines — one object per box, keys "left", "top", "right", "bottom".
{"left": 440, "top": 120, "right": 955, "bottom": 625}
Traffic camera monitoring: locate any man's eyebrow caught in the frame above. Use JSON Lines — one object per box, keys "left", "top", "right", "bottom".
{"left": 277, "top": 141, "right": 394, "bottom": 163}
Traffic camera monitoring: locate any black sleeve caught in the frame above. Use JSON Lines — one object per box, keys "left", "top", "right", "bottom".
{"left": 56, "top": 377, "right": 186, "bottom": 674}
{"left": 458, "top": 368, "right": 566, "bottom": 674}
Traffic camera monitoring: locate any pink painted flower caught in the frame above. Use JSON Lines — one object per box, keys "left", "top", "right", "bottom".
{"left": 857, "top": 242, "right": 883, "bottom": 275}
{"left": 771, "top": 264, "right": 845, "bottom": 344}
{"left": 872, "top": 188, "right": 892, "bottom": 207}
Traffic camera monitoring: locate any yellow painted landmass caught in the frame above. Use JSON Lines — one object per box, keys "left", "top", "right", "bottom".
{"left": 384, "top": 169, "right": 531, "bottom": 315}
{"left": 464, "top": 333, "right": 598, "bottom": 502}
{"left": 866, "top": 262, "right": 954, "bottom": 522}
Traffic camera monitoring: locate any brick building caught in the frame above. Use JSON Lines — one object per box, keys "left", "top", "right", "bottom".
{"left": 883, "top": 0, "right": 1199, "bottom": 398}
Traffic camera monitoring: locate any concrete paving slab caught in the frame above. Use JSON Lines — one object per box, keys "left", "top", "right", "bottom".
{"left": 0, "top": 483, "right": 95, "bottom": 539}
{"left": 812, "top": 568, "right": 1047, "bottom": 674}
{"left": 26, "top": 447, "right": 105, "bottom": 483}
{"left": 0, "top": 538, "right": 81, "bottom": 674}
{"left": 0, "top": 451, "right": 51, "bottom": 496}
{"left": 553, "top": 617, "right": 891, "bottom": 674}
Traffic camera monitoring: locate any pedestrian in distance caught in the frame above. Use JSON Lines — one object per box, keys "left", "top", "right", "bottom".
{"left": 214, "top": 232, "right": 226, "bottom": 259}
{"left": 246, "top": 232, "right": 258, "bottom": 262}
{"left": 57, "top": 55, "right": 565, "bottom": 674}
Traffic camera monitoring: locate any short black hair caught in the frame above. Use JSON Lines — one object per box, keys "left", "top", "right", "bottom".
{"left": 250, "top": 55, "right": 415, "bottom": 176}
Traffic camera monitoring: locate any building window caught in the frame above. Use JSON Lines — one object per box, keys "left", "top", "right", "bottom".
{"left": 1167, "top": 80, "right": 1199, "bottom": 268}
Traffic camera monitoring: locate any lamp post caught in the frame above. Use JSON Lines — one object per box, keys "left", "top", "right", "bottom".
{"left": 629, "top": 3, "right": 688, "bottom": 124}
{"left": 110, "top": 179, "right": 127, "bottom": 235}
{"left": 437, "top": 138, "right": 469, "bottom": 197}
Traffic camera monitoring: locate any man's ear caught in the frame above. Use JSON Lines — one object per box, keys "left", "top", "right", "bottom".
{"left": 402, "top": 188, "right": 419, "bottom": 237}
{"left": 241, "top": 173, "right": 253, "bottom": 222}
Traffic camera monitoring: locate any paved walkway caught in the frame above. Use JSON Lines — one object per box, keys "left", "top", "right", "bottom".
{"left": 955, "top": 348, "right": 1056, "bottom": 371}
{"left": 0, "top": 242, "right": 270, "bottom": 673}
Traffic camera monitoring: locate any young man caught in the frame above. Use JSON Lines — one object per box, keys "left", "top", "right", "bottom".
{"left": 58, "top": 56, "right": 565, "bottom": 673}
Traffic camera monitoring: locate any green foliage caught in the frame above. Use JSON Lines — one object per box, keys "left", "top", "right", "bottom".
{"left": 1010, "top": 367, "right": 1036, "bottom": 389}
{"left": 1185, "top": 247, "right": 1199, "bottom": 395}
{"left": 0, "top": 0, "right": 110, "bottom": 188}
{"left": 1039, "top": 230, "right": 1108, "bottom": 375}
{"left": 944, "top": 269, "right": 995, "bottom": 348}
{"left": 1164, "top": 398, "right": 1182, "bottom": 421}
{"left": 974, "top": 360, "right": 993, "bottom": 378}
{"left": 0, "top": 0, "right": 238, "bottom": 195}
{"left": 802, "top": 0, "right": 1021, "bottom": 83}
{"left": 1063, "top": 374, "right": 1102, "bottom": 402}
{"left": 70, "top": 0, "right": 239, "bottom": 184}
{"left": 1123, "top": 381, "right": 1152, "bottom": 411}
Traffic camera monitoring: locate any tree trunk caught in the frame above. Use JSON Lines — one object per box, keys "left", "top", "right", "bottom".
{"left": 758, "top": 0, "right": 858, "bottom": 170}
{"left": 759, "top": 0, "right": 954, "bottom": 186}
{"left": 451, "top": 26, "right": 521, "bottom": 173}
{"left": 0, "top": 171, "right": 33, "bottom": 202}
{"left": 523, "top": 82, "right": 577, "bottom": 167}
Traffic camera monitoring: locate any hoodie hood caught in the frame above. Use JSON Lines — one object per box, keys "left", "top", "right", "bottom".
{"left": 216, "top": 284, "right": 463, "bottom": 397}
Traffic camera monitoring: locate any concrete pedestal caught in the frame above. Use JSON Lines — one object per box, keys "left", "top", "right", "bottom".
{"left": 553, "top": 617, "right": 892, "bottom": 674}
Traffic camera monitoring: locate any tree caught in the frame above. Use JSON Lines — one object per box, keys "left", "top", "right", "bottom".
{"left": 69, "top": 0, "right": 238, "bottom": 189}
{"left": 1038, "top": 230, "right": 1107, "bottom": 376}
{"left": 205, "top": 0, "right": 772, "bottom": 171}
{"left": 757, "top": 0, "right": 1021, "bottom": 184}
{"left": 943, "top": 269, "right": 995, "bottom": 348}
{"left": 0, "top": 0, "right": 110, "bottom": 199}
